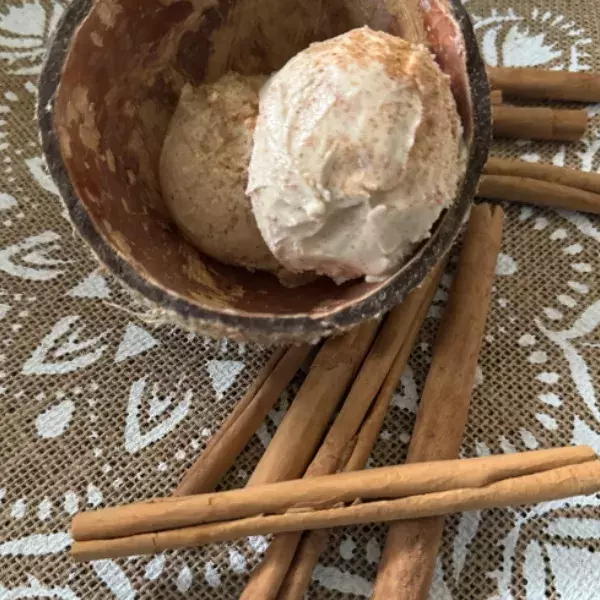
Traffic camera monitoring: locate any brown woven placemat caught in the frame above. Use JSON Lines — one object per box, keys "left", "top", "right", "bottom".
{"left": 1, "top": 0, "right": 600, "bottom": 597}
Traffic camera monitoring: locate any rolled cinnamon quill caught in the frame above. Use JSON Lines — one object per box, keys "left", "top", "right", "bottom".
{"left": 174, "top": 345, "right": 312, "bottom": 496}
{"left": 71, "top": 455, "right": 600, "bottom": 561}
{"left": 492, "top": 105, "right": 587, "bottom": 142}
{"left": 374, "top": 203, "right": 504, "bottom": 600}
{"left": 489, "top": 89, "right": 503, "bottom": 105}
{"left": 478, "top": 174, "right": 600, "bottom": 216}
{"left": 484, "top": 157, "right": 600, "bottom": 196}
{"left": 245, "top": 320, "right": 379, "bottom": 488}
{"left": 488, "top": 66, "right": 600, "bottom": 103}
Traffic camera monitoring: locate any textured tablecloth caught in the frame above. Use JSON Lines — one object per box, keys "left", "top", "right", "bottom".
{"left": 1, "top": 0, "right": 600, "bottom": 598}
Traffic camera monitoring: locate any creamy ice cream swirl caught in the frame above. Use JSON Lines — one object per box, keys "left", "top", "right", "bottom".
{"left": 247, "top": 27, "right": 466, "bottom": 283}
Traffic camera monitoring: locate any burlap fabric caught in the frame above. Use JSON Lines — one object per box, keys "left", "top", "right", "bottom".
{"left": 1, "top": 0, "right": 600, "bottom": 598}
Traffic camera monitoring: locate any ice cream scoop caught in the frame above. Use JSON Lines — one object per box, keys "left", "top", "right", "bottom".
{"left": 160, "top": 73, "right": 314, "bottom": 287}
{"left": 160, "top": 74, "right": 279, "bottom": 272}
{"left": 247, "top": 27, "right": 467, "bottom": 283}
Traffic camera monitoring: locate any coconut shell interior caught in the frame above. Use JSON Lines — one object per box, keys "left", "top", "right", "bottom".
{"left": 44, "top": 0, "right": 490, "bottom": 343}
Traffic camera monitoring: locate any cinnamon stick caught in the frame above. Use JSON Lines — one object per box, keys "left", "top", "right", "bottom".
{"left": 478, "top": 174, "right": 600, "bottom": 216}
{"left": 74, "top": 447, "right": 592, "bottom": 541}
{"left": 241, "top": 263, "right": 446, "bottom": 599}
{"left": 177, "top": 323, "right": 375, "bottom": 565}
{"left": 373, "top": 202, "right": 505, "bottom": 600}
{"left": 278, "top": 261, "right": 443, "bottom": 600}
{"left": 172, "top": 324, "right": 375, "bottom": 594}
{"left": 489, "top": 89, "right": 503, "bottom": 105}
{"left": 71, "top": 458, "right": 600, "bottom": 561}
{"left": 484, "top": 157, "right": 600, "bottom": 196}
{"left": 345, "top": 286, "right": 438, "bottom": 473}
{"left": 174, "top": 345, "right": 311, "bottom": 496}
{"left": 246, "top": 320, "right": 379, "bottom": 488}
{"left": 492, "top": 105, "right": 587, "bottom": 142}
{"left": 488, "top": 66, "right": 600, "bottom": 103}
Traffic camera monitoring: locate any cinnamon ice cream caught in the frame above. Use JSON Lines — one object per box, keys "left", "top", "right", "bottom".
{"left": 160, "top": 74, "right": 276, "bottom": 272}
{"left": 247, "top": 27, "right": 467, "bottom": 283}
{"left": 160, "top": 73, "right": 315, "bottom": 287}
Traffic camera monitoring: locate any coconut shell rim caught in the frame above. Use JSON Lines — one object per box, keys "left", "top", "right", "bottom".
{"left": 37, "top": 0, "right": 491, "bottom": 342}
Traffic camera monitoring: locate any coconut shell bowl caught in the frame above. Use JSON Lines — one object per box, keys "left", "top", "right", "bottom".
{"left": 38, "top": 0, "right": 490, "bottom": 344}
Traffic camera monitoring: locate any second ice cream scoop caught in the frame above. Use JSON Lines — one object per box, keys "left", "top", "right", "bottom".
{"left": 247, "top": 27, "right": 467, "bottom": 284}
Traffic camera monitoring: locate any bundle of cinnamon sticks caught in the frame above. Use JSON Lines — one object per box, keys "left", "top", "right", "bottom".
{"left": 69, "top": 201, "right": 600, "bottom": 598}
{"left": 489, "top": 66, "right": 598, "bottom": 142}
{"left": 483, "top": 67, "right": 600, "bottom": 216}
{"left": 68, "top": 67, "right": 600, "bottom": 599}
